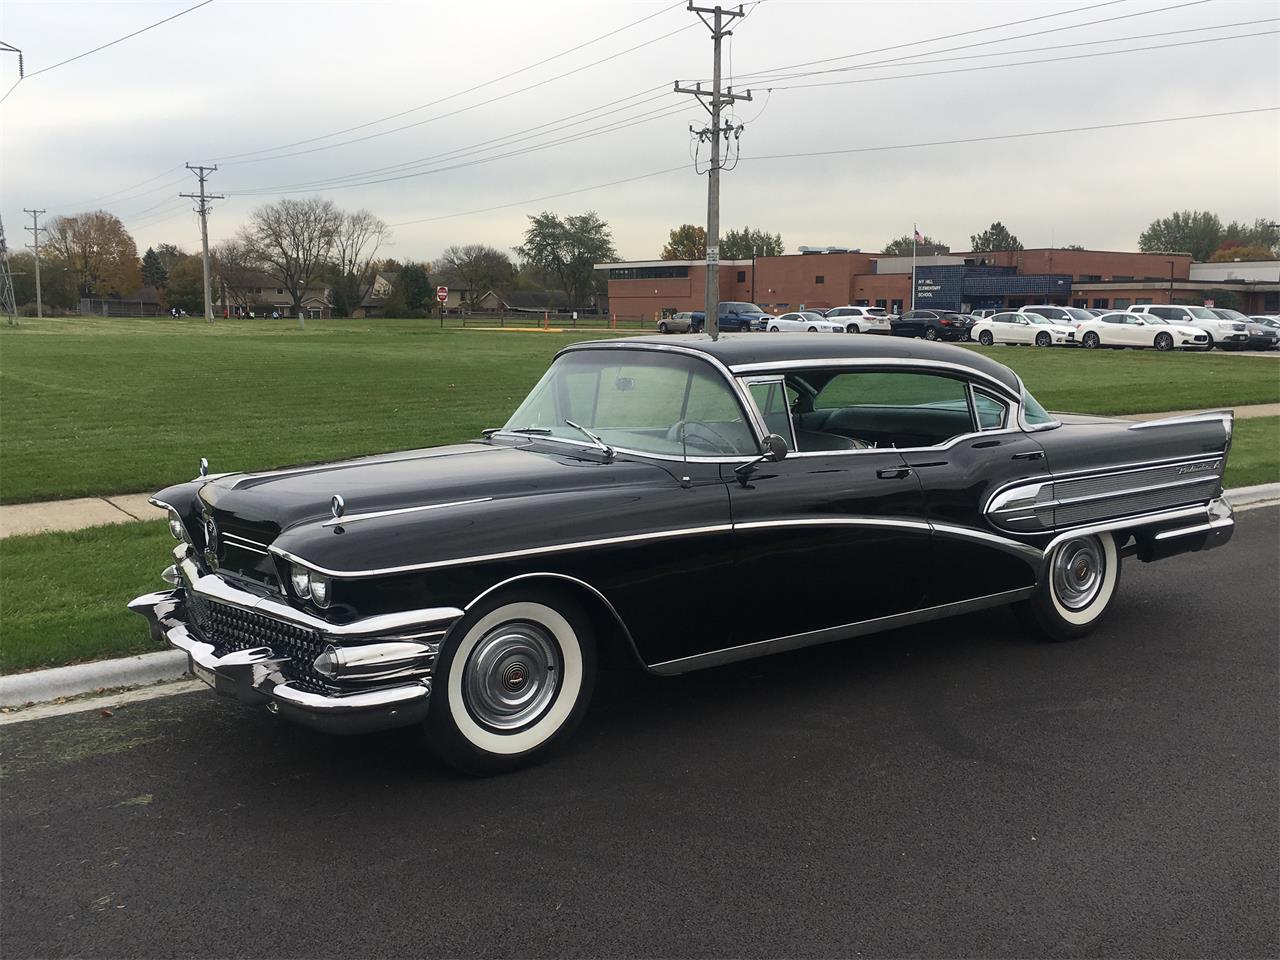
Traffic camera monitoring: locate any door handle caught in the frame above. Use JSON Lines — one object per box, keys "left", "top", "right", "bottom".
{"left": 1012, "top": 450, "right": 1045, "bottom": 461}
{"left": 877, "top": 467, "right": 912, "bottom": 479}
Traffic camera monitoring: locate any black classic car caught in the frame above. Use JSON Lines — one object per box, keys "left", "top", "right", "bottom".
{"left": 131, "top": 335, "right": 1235, "bottom": 773}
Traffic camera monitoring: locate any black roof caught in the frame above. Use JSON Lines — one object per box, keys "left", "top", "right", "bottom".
{"left": 568, "top": 333, "right": 1023, "bottom": 393}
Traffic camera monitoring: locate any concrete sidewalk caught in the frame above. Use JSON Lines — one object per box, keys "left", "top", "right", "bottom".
{"left": 1, "top": 403, "right": 1276, "bottom": 540}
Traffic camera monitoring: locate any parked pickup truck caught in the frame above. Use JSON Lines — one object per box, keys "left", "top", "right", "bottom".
{"left": 689, "top": 301, "right": 768, "bottom": 333}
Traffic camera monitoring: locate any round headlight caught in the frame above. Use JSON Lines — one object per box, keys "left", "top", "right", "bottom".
{"left": 167, "top": 510, "right": 188, "bottom": 542}
{"left": 290, "top": 565, "right": 311, "bottom": 599}
{"left": 309, "top": 573, "right": 332, "bottom": 608}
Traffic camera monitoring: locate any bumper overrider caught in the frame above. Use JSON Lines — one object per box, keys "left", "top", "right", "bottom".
{"left": 129, "top": 548, "right": 463, "bottom": 734}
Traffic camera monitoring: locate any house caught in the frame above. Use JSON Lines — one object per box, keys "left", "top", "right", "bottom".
{"left": 215, "top": 270, "right": 332, "bottom": 318}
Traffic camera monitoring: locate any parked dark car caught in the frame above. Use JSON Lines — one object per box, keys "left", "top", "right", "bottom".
{"left": 891, "top": 309, "right": 971, "bottom": 341}
{"left": 133, "top": 336, "right": 1235, "bottom": 774}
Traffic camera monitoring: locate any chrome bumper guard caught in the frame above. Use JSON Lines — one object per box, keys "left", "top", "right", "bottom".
{"left": 1134, "top": 495, "right": 1234, "bottom": 562}
{"left": 128, "top": 549, "right": 463, "bottom": 735}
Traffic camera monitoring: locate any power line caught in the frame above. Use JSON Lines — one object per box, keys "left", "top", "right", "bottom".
{"left": 768, "top": 29, "right": 1279, "bottom": 92}
{"left": 388, "top": 106, "right": 1276, "bottom": 227}
{"left": 209, "top": 2, "right": 689, "bottom": 163}
{"left": 61, "top": 165, "right": 187, "bottom": 210}
{"left": 0, "top": 0, "right": 214, "bottom": 105}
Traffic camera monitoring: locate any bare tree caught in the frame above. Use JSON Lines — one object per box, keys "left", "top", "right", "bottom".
{"left": 211, "top": 239, "right": 261, "bottom": 313}
{"left": 239, "top": 197, "right": 342, "bottom": 314}
{"left": 436, "top": 244, "right": 514, "bottom": 307}
{"left": 331, "top": 210, "right": 389, "bottom": 316}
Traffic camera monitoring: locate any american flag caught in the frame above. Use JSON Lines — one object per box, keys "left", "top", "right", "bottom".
{"left": 913, "top": 228, "right": 924, "bottom": 243}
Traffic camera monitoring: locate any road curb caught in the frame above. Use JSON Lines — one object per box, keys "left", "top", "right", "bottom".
{"left": 3, "top": 481, "right": 1278, "bottom": 712}
{"left": 0, "top": 650, "right": 189, "bottom": 708}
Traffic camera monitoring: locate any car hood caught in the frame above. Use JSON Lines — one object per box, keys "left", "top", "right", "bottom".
{"left": 191, "top": 441, "right": 675, "bottom": 534}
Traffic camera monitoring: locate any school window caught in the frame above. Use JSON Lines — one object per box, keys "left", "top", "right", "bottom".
{"left": 1114, "top": 298, "right": 1131, "bottom": 308}
{"left": 875, "top": 299, "right": 887, "bottom": 309}
{"left": 1112, "top": 276, "right": 1133, "bottom": 282}
{"left": 1072, "top": 299, "right": 1087, "bottom": 308}
{"left": 1135, "top": 298, "right": 1152, "bottom": 305}
{"left": 815, "top": 276, "right": 825, "bottom": 284}
{"left": 736, "top": 270, "right": 746, "bottom": 283}
{"left": 1092, "top": 298, "right": 1109, "bottom": 308}
{"left": 1079, "top": 275, "right": 1102, "bottom": 282}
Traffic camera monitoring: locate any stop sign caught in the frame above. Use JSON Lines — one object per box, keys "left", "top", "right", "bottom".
{"left": 436, "top": 286, "right": 449, "bottom": 303}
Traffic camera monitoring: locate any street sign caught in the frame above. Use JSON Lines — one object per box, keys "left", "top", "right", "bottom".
{"left": 436, "top": 286, "right": 449, "bottom": 303}
{"left": 706, "top": 246, "right": 719, "bottom": 265}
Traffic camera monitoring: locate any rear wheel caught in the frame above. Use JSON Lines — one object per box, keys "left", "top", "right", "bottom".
{"left": 978, "top": 330, "right": 994, "bottom": 346}
{"left": 1035, "top": 331, "right": 1052, "bottom": 347}
{"left": 1015, "top": 533, "right": 1121, "bottom": 642}
{"left": 1154, "top": 331, "right": 1174, "bottom": 352}
{"left": 768, "top": 325, "right": 780, "bottom": 332}
{"left": 425, "top": 589, "right": 596, "bottom": 776}
{"left": 1082, "top": 331, "right": 1101, "bottom": 349}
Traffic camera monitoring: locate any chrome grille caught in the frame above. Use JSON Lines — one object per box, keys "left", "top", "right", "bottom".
{"left": 187, "top": 592, "right": 333, "bottom": 689}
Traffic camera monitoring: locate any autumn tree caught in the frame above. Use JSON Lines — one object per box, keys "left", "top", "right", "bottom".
{"left": 436, "top": 245, "right": 515, "bottom": 306}
{"left": 719, "top": 226, "right": 783, "bottom": 259}
{"left": 1209, "top": 244, "right": 1277, "bottom": 262}
{"left": 661, "top": 224, "right": 707, "bottom": 260}
{"left": 43, "top": 211, "right": 142, "bottom": 297}
{"left": 968, "top": 222, "right": 1023, "bottom": 252}
{"left": 882, "top": 233, "right": 950, "bottom": 256}
{"left": 166, "top": 256, "right": 206, "bottom": 313}
{"left": 516, "top": 211, "right": 618, "bottom": 307}
{"left": 330, "top": 209, "right": 389, "bottom": 316}
{"left": 240, "top": 197, "right": 343, "bottom": 314}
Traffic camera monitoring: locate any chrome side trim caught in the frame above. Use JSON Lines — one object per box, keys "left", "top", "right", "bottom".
{"left": 321, "top": 497, "right": 494, "bottom": 527}
{"left": 222, "top": 532, "right": 270, "bottom": 555}
{"left": 647, "top": 587, "right": 1036, "bottom": 675}
{"left": 930, "top": 522, "right": 1044, "bottom": 560}
{"left": 1050, "top": 473, "right": 1219, "bottom": 509}
{"left": 1040, "top": 504, "right": 1208, "bottom": 560}
{"left": 734, "top": 517, "right": 931, "bottom": 534}
{"left": 269, "top": 524, "right": 737, "bottom": 579}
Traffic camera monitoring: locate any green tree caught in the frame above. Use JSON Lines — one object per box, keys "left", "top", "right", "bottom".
{"left": 516, "top": 210, "right": 618, "bottom": 307}
{"left": 140, "top": 247, "right": 167, "bottom": 288}
{"left": 969, "top": 222, "right": 1024, "bottom": 253}
{"left": 1219, "top": 218, "right": 1280, "bottom": 257}
{"left": 399, "top": 262, "right": 432, "bottom": 309}
{"left": 1061, "top": 243, "right": 1085, "bottom": 251}
{"left": 1209, "top": 244, "right": 1277, "bottom": 262}
{"left": 660, "top": 224, "right": 707, "bottom": 260}
{"left": 719, "top": 226, "right": 783, "bottom": 259}
{"left": 882, "top": 233, "right": 949, "bottom": 256}
{"left": 379, "top": 279, "right": 409, "bottom": 317}
{"left": 1138, "top": 210, "right": 1223, "bottom": 260}
{"left": 153, "top": 243, "right": 186, "bottom": 274}
{"left": 166, "top": 255, "right": 206, "bottom": 313}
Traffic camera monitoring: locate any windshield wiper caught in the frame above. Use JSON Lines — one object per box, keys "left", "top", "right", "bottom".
{"left": 564, "top": 419, "right": 615, "bottom": 460}
{"left": 502, "top": 426, "right": 553, "bottom": 435}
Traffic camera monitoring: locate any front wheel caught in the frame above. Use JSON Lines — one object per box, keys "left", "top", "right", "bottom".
{"left": 978, "top": 330, "right": 994, "bottom": 346}
{"left": 846, "top": 323, "right": 860, "bottom": 334}
{"left": 1035, "top": 331, "right": 1052, "bottom": 347}
{"left": 425, "top": 590, "right": 596, "bottom": 775}
{"left": 1154, "top": 331, "right": 1174, "bottom": 352}
{"left": 807, "top": 326, "right": 818, "bottom": 332}
{"left": 1015, "top": 533, "right": 1121, "bottom": 642}
{"left": 657, "top": 322, "right": 669, "bottom": 334}
{"left": 924, "top": 327, "right": 939, "bottom": 341}
{"left": 1082, "top": 331, "right": 1100, "bottom": 349}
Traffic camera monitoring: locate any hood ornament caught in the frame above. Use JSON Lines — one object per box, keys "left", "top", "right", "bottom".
{"left": 331, "top": 494, "right": 346, "bottom": 520}
{"left": 199, "top": 457, "right": 209, "bottom": 478}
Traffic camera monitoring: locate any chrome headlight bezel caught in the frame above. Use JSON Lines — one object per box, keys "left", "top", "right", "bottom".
{"left": 309, "top": 573, "right": 332, "bottom": 608}
{"left": 167, "top": 509, "right": 190, "bottom": 543}
{"left": 289, "top": 565, "right": 312, "bottom": 599}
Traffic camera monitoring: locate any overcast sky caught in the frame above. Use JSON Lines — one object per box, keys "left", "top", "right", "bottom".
{"left": 2, "top": 0, "right": 1277, "bottom": 264}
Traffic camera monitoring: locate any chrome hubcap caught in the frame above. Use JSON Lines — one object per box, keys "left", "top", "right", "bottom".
{"left": 463, "top": 621, "right": 561, "bottom": 730}
{"left": 1052, "top": 537, "right": 1105, "bottom": 610}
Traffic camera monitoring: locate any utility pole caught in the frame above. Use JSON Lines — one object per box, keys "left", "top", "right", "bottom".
{"left": 675, "top": 3, "right": 751, "bottom": 341}
{"left": 23, "top": 208, "right": 44, "bottom": 318}
{"left": 180, "top": 163, "right": 224, "bottom": 324}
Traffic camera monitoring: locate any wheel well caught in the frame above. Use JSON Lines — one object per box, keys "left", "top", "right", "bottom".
{"left": 464, "top": 573, "right": 649, "bottom": 673}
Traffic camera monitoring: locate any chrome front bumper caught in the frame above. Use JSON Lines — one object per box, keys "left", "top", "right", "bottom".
{"left": 128, "top": 549, "right": 463, "bottom": 735}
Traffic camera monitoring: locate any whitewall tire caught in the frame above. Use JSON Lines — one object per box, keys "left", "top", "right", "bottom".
{"left": 426, "top": 591, "right": 596, "bottom": 775}
{"left": 1015, "top": 532, "right": 1121, "bottom": 642}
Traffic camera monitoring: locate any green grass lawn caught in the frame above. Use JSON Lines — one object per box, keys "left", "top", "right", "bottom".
{"left": 1224, "top": 416, "right": 1280, "bottom": 488}
{"left": 1, "top": 317, "right": 1276, "bottom": 504}
{"left": 1, "top": 521, "right": 173, "bottom": 674}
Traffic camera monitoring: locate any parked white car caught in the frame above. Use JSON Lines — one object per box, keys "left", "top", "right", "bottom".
{"left": 1127, "top": 304, "right": 1249, "bottom": 350}
{"left": 766, "top": 311, "right": 846, "bottom": 333}
{"left": 824, "top": 305, "right": 892, "bottom": 334}
{"left": 1024, "top": 305, "right": 1096, "bottom": 329}
{"left": 1077, "top": 312, "right": 1209, "bottom": 351}
{"left": 971, "top": 310, "right": 1078, "bottom": 346}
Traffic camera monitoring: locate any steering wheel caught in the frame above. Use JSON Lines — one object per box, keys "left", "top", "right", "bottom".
{"left": 666, "top": 419, "right": 741, "bottom": 456}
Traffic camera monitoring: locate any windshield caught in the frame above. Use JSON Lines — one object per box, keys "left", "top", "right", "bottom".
{"left": 501, "top": 349, "right": 758, "bottom": 458}
{"left": 1186, "top": 306, "right": 1219, "bottom": 319}
{"left": 722, "top": 302, "right": 765, "bottom": 314}
{"left": 1065, "top": 308, "right": 1094, "bottom": 322}
{"left": 1027, "top": 315, "right": 1058, "bottom": 325}
{"left": 1213, "top": 308, "right": 1249, "bottom": 321}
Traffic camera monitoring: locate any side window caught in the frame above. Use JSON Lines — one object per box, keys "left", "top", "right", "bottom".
{"left": 746, "top": 378, "right": 795, "bottom": 450}
{"left": 806, "top": 371, "right": 973, "bottom": 448}
{"left": 973, "top": 389, "right": 1009, "bottom": 431}
{"left": 1103, "top": 314, "right": 1122, "bottom": 324}
{"left": 1149, "top": 307, "right": 1175, "bottom": 321}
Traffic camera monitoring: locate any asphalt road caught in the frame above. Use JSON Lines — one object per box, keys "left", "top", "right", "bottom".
{"left": 3, "top": 508, "right": 1277, "bottom": 960}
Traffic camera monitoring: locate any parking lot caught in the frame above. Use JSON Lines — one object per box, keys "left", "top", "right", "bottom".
{"left": 3, "top": 505, "right": 1276, "bottom": 959}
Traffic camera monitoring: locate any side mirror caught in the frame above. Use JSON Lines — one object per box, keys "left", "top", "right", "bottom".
{"left": 734, "top": 433, "right": 789, "bottom": 482}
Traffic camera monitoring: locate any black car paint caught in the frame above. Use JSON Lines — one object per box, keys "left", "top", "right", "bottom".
{"left": 154, "top": 336, "right": 1230, "bottom": 675}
